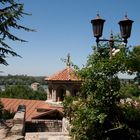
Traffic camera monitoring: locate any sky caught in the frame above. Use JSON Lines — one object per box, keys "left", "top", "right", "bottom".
{"left": 0, "top": 0, "right": 140, "bottom": 76}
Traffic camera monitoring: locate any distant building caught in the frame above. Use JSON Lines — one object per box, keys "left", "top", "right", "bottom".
{"left": 0, "top": 85, "right": 5, "bottom": 91}
{"left": 31, "top": 82, "right": 40, "bottom": 91}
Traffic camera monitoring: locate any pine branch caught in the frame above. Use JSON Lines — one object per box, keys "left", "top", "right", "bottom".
{"left": 0, "top": 40, "right": 11, "bottom": 49}
{"left": 0, "top": 47, "right": 21, "bottom": 57}
{"left": 0, "top": 57, "right": 8, "bottom": 65}
{"left": 0, "top": 0, "right": 34, "bottom": 65}
{"left": 4, "top": 31, "right": 27, "bottom": 42}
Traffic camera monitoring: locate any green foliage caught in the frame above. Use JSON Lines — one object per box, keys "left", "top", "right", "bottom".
{"left": 127, "top": 46, "right": 140, "bottom": 85}
{"left": 0, "top": 85, "right": 47, "bottom": 100}
{"left": 0, "top": 100, "right": 14, "bottom": 119}
{"left": 120, "top": 83, "right": 140, "bottom": 99}
{"left": 63, "top": 96, "right": 78, "bottom": 122}
{"left": 127, "top": 46, "right": 140, "bottom": 73}
{"left": 0, "top": 0, "right": 34, "bottom": 65}
{"left": 63, "top": 41, "right": 140, "bottom": 139}
{"left": 0, "top": 75, "right": 46, "bottom": 85}
{"left": 1, "top": 109, "right": 15, "bottom": 120}
{"left": 0, "top": 75, "right": 47, "bottom": 100}
{"left": 120, "top": 100, "right": 140, "bottom": 139}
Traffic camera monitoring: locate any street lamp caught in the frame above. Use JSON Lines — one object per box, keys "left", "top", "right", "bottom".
{"left": 91, "top": 13, "right": 105, "bottom": 45}
{"left": 91, "top": 13, "right": 133, "bottom": 51}
{"left": 118, "top": 15, "right": 134, "bottom": 44}
{"left": 90, "top": 14, "right": 134, "bottom": 136}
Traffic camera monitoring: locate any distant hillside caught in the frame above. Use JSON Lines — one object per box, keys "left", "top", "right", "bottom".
{"left": 0, "top": 75, "right": 47, "bottom": 86}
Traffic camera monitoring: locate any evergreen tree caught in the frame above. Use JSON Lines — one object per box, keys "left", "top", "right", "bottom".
{"left": 0, "top": 0, "right": 34, "bottom": 65}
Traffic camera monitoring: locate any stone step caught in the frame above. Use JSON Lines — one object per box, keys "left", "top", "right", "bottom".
{"left": 25, "top": 132, "right": 72, "bottom": 140}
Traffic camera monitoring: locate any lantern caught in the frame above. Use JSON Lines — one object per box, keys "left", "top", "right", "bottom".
{"left": 118, "top": 15, "right": 134, "bottom": 40}
{"left": 91, "top": 14, "right": 105, "bottom": 38}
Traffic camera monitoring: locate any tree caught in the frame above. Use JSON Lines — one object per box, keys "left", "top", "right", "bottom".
{"left": 0, "top": 100, "right": 14, "bottom": 119}
{"left": 63, "top": 96, "right": 78, "bottom": 122}
{"left": 0, "top": 85, "right": 47, "bottom": 100}
{"left": 127, "top": 46, "right": 140, "bottom": 72}
{"left": 0, "top": 0, "right": 34, "bottom": 120}
{"left": 120, "top": 82, "right": 140, "bottom": 99}
{"left": 64, "top": 42, "right": 140, "bottom": 140}
{"left": 127, "top": 46, "right": 140, "bottom": 85}
{"left": 0, "top": 75, "right": 45, "bottom": 85}
{"left": 0, "top": 0, "right": 34, "bottom": 65}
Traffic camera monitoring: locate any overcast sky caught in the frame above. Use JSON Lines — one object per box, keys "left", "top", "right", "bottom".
{"left": 1, "top": 0, "right": 140, "bottom": 76}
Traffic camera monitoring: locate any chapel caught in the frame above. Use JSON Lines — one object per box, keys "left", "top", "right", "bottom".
{"left": 45, "top": 54, "right": 81, "bottom": 102}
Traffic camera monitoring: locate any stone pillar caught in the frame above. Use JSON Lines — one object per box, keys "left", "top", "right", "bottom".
{"left": 46, "top": 88, "right": 50, "bottom": 100}
{"left": 62, "top": 117, "right": 70, "bottom": 132}
{"left": 66, "top": 89, "right": 71, "bottom": 97}
{"left": 52, "top": 89, "right": 56, "bottom": 102}
{"left": 9, "top": 105, "right": 26, "bottom": 137}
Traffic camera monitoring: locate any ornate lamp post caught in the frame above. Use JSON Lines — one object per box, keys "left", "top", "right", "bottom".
{"left": 91, "top": 13, "right": 133, "bottom": 52}
{"left": 90, "top": 14, "right": 134, "bottom": 137}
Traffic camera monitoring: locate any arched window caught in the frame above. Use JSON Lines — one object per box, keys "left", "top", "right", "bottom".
{"left": 73, "top": 87, "right": 79, "bottom": 96}
{"left": 56, "top": 87, "right": 66, "bottom": 101}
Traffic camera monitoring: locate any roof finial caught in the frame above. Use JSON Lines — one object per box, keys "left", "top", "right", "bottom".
{"left": 61, "top": 53, "right": 72, "bottom": 67}
{"left": 66, "top": 53, "right": 71, "bottom": 67}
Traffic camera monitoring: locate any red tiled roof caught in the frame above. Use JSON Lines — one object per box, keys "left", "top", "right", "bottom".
{"left": 0, "top": 98, "right": 62, "bottom": 121}
{"left": 45, "top": 66, "right": 79, "bottom": 81}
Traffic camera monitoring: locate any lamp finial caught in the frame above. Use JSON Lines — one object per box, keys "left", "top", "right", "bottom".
{"left": 125, "top": 12, "right": 128, "bottom": 20}
{"left": 96, "top": 11, "right": 100, "bottom": 19}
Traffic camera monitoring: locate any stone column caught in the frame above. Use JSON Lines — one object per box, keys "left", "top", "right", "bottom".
{"left": 62, "top": 117, "right": 70, "bottom": 132}
{"left": 52, "top": 89, "right": 56, "bottom": 102}
{"left": 46, "top": 88, "right": 50, "bottom": 100}
{"left": 66, "top": 89, "right": 71, "bottom": 97}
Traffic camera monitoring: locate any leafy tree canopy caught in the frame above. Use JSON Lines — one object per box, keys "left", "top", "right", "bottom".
{"left": 0, "top": 75, "right": 46, "bottom": 85}
{"left": 127, "top": 46, "right": 140, "bottom": 85}
{"left": 64, "top": 41, "right": 140, "bottom": 140}
{"left": 127, "top": 46, "right": 140, "bottom": 73}
{"left": 0, "top": 85, "right": 47, "bottom": 100}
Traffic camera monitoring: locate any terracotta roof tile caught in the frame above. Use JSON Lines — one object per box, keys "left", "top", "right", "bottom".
{"left": 45, "top": 66, "right": 79, "bottom": 81}
{"left": 0, "top": 98, "right": 62, "bottom": 121}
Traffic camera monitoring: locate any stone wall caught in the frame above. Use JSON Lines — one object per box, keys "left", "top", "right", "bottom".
{"left": 10, "top": 111, "right": 25, "bottom": 136}
{"left": 4, "top": 106, "right": 26, "bottom": 140}
{"left": 26, "top": 120, "right": 62, "bottom": 132}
